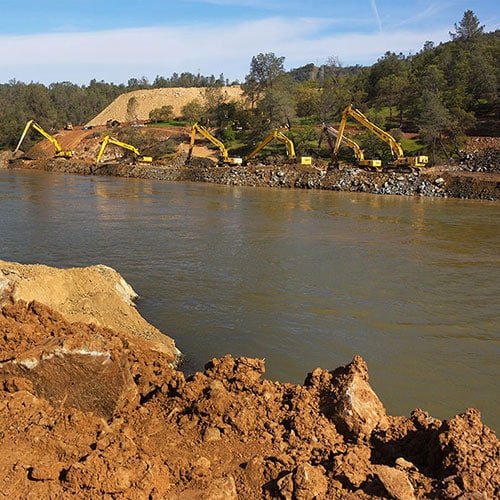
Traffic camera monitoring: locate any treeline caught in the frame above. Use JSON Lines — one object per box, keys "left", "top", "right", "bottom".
{"left": 0, "top": 72, "right": 231, "bottom": 151}
{"left": 236, "top": 11, "right": 498, "bottom": 162}
{"left": 0, "top": 11, "right": 498, "bottom": 161}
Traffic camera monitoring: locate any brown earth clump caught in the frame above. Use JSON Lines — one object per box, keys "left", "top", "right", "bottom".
{"left": 0, "top": 259, "right": 179, "bottom": 363}
{"left": 0, "top": 297, "right": 498, "bottom": 499}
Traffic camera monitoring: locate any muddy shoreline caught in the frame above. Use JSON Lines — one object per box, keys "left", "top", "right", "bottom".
{"left": 3, "top": 154, "right": 500, "bottom": 201}
{"left": 1, "top": 293, "right": 499, "bottom": 499}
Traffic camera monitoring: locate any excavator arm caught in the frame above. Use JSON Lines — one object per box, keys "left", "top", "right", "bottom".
{"left": 15, "top": 120, "right": 73, "bottom": 158}
{"left": 187, "top": 123, "right": 242, "bottom": 165}
{"left": 244, "top": 129, "right": 297, "bottom": 163}
{"left": 95, "top": 135, "right": 152, "bottom": 165}
{"left": 333, "top": 105, "right": 428, "bottom": 169}
{"left": 322, "top": 124, "right": 381, "bottom": 168}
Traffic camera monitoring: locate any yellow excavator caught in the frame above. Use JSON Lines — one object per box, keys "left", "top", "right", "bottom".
{"left": 244, "top": 129, "right": 312, "bottom": 165}
{"left": 14, "top": 119, "right": 74, "bottom": 159}
{"left": 187, "top": 123, "right": 242, "bottom": 166}
{"left": 322, "top": 124, "right": 382, "bottom": 169}
{"left": 95, "top": 135, "right": 153, "bottom": 165}
{"left": 332, "top": 105, "right": 428, "bottom": 170}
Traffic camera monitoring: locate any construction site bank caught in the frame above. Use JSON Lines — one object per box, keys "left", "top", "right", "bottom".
{"left": 2, "top": 153, "right": 499, "bottom": 201}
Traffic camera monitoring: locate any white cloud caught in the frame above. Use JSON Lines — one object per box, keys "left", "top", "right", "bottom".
{"left": 0, "top": 17, "right": 451, "bottom": 85}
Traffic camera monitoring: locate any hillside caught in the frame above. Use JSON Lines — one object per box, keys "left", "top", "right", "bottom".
{"left": 86, "top": 86, "right": 244, "bottom": 126}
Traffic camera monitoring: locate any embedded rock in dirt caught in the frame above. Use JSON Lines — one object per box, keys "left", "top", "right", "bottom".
{"left": 305, "top": 355, "right": 388, "bottom": 441}
{"left": 277, "top": 462, "right": 329, "bottom": 500}
{"left": 0, "top": 329, "right": 136, "bottom": 420}
{"left": 0, "top": 259, "right": 179, "bottom": 363}
{"left": 373, "top": 465, "right": 416, "bottom": 500}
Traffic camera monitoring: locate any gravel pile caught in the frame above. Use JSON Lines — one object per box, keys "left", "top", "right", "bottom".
{"left": 458, "top": 148, "right": 500, "bottom": 173}
{"left": 458, "top": 136, "right": 500, "bottom": 173}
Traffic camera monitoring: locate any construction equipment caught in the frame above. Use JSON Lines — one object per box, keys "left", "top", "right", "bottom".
{"left": 322, "top": 124, "right": 382, "bottom": 169}
{"left": 95, "top": 135, "right": 152, "bottom": 165}
{"left": 14, "top": 120, "right": 74, "bottom": 158}
{"left": 332, "top": 105, "right": 428, "bottom": 169}
{"left": 187, "top": 123, "right": 242, "bottom": 166}
{"left": 244, "top": 129, "right": 312, "bottom": 165}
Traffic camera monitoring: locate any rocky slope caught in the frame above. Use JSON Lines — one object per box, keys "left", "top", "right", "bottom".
{"left": 0, "top": 262, "right": 498, "bottom": 499}
{"left": 3, "top": 154, "right": 499, "bottom": 201}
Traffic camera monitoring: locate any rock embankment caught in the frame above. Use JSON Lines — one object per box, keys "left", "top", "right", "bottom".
{"left": 0, "top": 262, "right": 498, "bottom": 498}
{"left": 3, "top": 154, "right": 499, "bottom": 201}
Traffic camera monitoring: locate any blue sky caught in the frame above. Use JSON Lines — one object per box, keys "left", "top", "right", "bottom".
{"left": 0, "top": 0, "right": 498, "bottom": 85}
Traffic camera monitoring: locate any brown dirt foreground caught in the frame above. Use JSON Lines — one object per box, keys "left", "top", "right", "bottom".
{"left": 0, "top": 266, "right": 498, "bottom": 498}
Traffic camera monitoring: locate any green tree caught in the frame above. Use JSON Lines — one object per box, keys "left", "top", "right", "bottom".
{"left": 243, "top": 52, "right": 285, "bottom": 108}
{"left": 149, "top": 105, "right": 174, "bottom": 123}
{"left": 417, "top": 90, "right": 453, "bottom": 160}
{"left": 367, "top": 51, "right": 408, "bottom": 102}
{"left": 450, "top": 10, "right": 484, "bottom": 40}
{"left": 377, "top": 72, "right": 411, "bottom": 125}
{"left": 295, "top": 81, "right": 321, "bottom": 118}
{"left": 256, "top": 74, "right": 296, "bottom": 128}
{"left": 181, "top": 99, "right": 205, "bottom": 123}
{"left": 203, "top": 87, "right": 234, "bottom": 127}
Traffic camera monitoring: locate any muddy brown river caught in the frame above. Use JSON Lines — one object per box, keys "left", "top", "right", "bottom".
{"left": 1, "top": 169, "right": 499, "bottom": 431}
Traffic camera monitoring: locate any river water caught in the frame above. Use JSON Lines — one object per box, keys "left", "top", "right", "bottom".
{"left": 1, "top": 169, "right": 499, "bottom": 431}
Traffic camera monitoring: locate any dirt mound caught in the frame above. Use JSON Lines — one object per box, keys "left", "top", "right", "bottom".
{"left": 0, "top": 297, "right": 498, "bottom": 498}
{"left": 86, "top": 86, "right": 244, "bottom": 127}
{"left": 0, "top": 259, "right": 179, "bottom": 363}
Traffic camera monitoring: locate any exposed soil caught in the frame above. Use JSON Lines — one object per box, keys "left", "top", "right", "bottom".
{"left": 0, "top": 261, "right": 498, "bottom": 498}
{"left": 0, "top": 295, "right": 498, "bottom": 499}
{"left": 85, "top": 87, "right": 244, "bottom": 127}
{"left": 0, "top": 259, "right": 179, "bottom": 363}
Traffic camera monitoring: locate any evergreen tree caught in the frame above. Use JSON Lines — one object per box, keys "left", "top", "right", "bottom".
{"left": 450, "top": 10, "right": 484, "bottom": 40}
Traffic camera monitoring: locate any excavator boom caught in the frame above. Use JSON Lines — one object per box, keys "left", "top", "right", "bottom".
{"left": 333, "top": 105, "right": 428, "bottom": 169}
{"left": 322, "top": 124, "right": 381, "bottom": 168}
{"left": 95, "top": 135, "right": 152, "bottom": 165}
{"left": 15, "top": 120, "right": 73, "bottom": 158}
{"left": 187, "top": 123, "right": 242, "bottom": 166}
{"left": 244, "top": 129, "right": 311, "bottom": 165}
{"left": 244, "top": 129, "right": 295, "bottom": 162}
